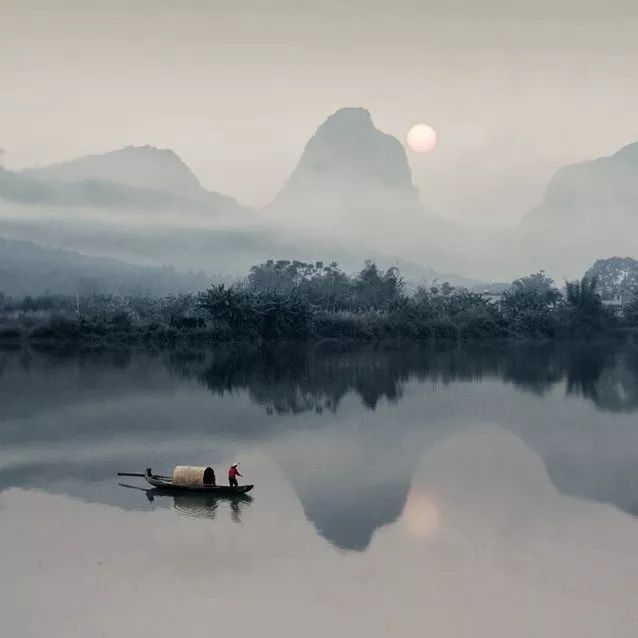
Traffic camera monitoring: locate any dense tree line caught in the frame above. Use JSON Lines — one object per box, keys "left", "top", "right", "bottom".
{"left": 1, "top": 259, "right": 637, "bottom": 344}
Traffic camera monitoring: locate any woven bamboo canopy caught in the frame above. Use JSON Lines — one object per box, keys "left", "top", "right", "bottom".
{"left": 171, "top": 465, "right": 216, "bottom": 487}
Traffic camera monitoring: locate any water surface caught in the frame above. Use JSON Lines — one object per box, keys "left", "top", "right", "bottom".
{"left": 2, "top": 342, "right": 638, "bottom": 636}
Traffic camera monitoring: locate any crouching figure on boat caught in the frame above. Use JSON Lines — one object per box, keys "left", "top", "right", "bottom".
{"left": 228, "top": 462, "right": 242, "bottom": 487}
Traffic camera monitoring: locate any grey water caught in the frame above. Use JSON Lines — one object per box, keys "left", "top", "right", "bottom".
{"left": 2, "top": 341, "right": 638, "bottom": 636}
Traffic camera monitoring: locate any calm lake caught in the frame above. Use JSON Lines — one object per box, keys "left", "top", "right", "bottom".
{"left": 2, "top": 341, "right": 638, "bottom": 636}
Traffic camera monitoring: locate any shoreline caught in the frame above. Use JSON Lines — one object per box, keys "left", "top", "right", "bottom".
{"left": 1, "top": 328, "right": 635, "bottom": 351}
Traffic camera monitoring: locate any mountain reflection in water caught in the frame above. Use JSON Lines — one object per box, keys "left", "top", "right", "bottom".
{"left": 1, "top": 340, "right": 638, "bottom": 553}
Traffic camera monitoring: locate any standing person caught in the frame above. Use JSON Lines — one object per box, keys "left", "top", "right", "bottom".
{"left": 228, "top": 462, "right": 242, "bottom": 487}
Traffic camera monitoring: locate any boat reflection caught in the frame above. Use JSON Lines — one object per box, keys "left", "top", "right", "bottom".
{"left": 118, "top": 483, "right": 253, "bottom": 523}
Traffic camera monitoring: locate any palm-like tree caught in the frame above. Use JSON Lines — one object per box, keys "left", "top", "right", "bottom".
{"left": 562, "top": 276, "right": 612, "bottom": 334}
{"left": 198, "top": 284, "right": 257, "bottom": 331}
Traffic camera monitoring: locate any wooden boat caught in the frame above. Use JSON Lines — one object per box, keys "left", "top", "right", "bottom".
{"left": 117, "top": 467, "right": 254, "bottom": 495}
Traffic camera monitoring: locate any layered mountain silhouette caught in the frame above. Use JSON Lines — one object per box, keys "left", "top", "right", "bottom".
{"left": 1, "top": 146, "right": 247, "bottom": 216}
{"left": 0, "top": 112, "right": 474, "bottom": 284}
{"left": 3, "top": 106, "right": 635, "bottom": 281}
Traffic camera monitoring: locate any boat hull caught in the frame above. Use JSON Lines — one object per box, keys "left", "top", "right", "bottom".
{"left": 145, "top": 474, "right": 253, "bottom": 495}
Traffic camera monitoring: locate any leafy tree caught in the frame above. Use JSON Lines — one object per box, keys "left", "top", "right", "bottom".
{"left": 511, "top": 271, "right": 559, "bottom": 296}
{"left": 299, "top": 262, "right": 353, "bottom": 311}
{"left": 500, "top": 271, "right": 561, "bottom": 337}
{"left": 585, "top": 257, "right": 638, "bottom": 301}
{"left": 354, "top": 261, "right": 404, "bottom": 309}
{"left": 248, "top": 260, "right": 294, "bottom": 294}
{"left": 560, "top": 276, "right": 614, "bottom": 335}
{"left": 247, "top": 259, "right": 319, "bottom": 295}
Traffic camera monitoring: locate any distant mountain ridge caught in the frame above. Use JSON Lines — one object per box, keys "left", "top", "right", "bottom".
{"left": 1, "top": 146, "right": 247, "bottom": 216}
{"left": 525, "top": 141, "right": 638, "bottom": 226}
{"left": 499, "top": 141, "right": 638, "bottom": 278}
{"left": 0, "top": 236, "right": 208, "bottom": 297}
{"left": 26, "top": 146, "right": 203, "bottom": 195}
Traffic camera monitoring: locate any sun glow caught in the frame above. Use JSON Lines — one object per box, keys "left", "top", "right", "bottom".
{"left": 406, "top": 124, "right": 438, "bottom": 153}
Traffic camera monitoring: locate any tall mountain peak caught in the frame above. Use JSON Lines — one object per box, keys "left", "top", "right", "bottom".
{"left": 267, "top": 107, "right": 465, "bottom": 270}
{"left": 274, "top": 107, "right": 418, "bottom": 208}
{"left": 316, "top": 106, "right": 374, "bottom": 135}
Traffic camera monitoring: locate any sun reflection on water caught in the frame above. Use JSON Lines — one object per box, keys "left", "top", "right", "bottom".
{"left": 401, "top": 490, "right": 442, "bottom": 539}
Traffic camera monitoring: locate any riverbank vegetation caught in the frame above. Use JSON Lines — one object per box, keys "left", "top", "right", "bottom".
{"left": 1, "top": 260, "right": 637, "bottom": 345}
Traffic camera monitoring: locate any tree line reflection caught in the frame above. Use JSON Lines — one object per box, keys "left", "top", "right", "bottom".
{"left": 167, "top": 340, "right": 638, "bottom": 414}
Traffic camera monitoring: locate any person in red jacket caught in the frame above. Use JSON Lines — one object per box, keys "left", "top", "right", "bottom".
{"left": 228, "top": 463, "right": 242, "bottom": 487}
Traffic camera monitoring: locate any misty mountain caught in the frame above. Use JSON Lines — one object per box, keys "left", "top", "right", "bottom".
{"left": 525, "top": 143, "right": 638, "bottom": 226}
{"left": 269, "top": 107, "right": 465, "bottom": 263}
{"left": 511, "top": 143, "right": 638, "bottom": 276}
{"left": 26, "top": 146, "right": 202, "bottom": 195}
{"left": 0, "top": 111, "right": 478, "bottom": 286}
{"left": 0, "top": 236, "right": 209, "bottom": 297}
{"left": 0, "top": 216, "right": 480, "bottom": 295}
{"left": 0, "top": 166, "right": 202, "bottom": 212}
{"left": 585, "top": 257, "right": 638, "bottom": 301}
{"left": 274, "top": 107, "right": 420, "bottom": 212}
{"left": 1, "top": 146, "right": 247, "bottom": 215}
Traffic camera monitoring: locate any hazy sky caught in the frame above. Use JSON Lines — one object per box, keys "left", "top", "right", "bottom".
{"left": 2, "top": 0, "right": 638, "bottom": 225}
